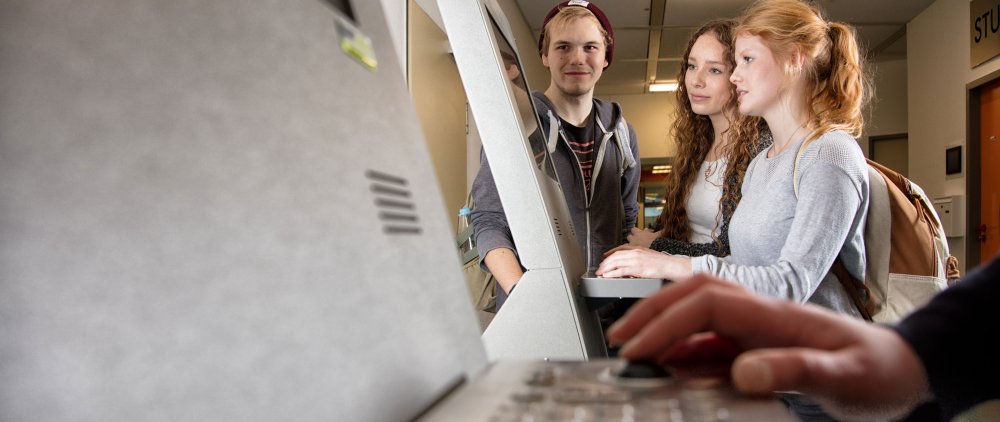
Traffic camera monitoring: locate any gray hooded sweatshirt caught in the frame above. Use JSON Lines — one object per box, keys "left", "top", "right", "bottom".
{"left": 470, "top": 91, "right": 641, "bottom": 278}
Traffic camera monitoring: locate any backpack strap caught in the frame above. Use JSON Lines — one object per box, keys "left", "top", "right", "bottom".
{"left": 791, "top": 140, "right": 807, "bottom": 198}
{"left": 865, "top": 165, "right": 891, "bottom": 317}
{"left": 831, "top": 259, "right": 875, "bottom": 321}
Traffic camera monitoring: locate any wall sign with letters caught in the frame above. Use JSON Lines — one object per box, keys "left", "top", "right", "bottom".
{"left": 972, "top": 0, "right": 1000, "bottom": 67}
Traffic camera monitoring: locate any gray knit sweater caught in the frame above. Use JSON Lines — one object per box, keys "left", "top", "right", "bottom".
{"left": 691, "top": 130, "right": 868, "bottom": 317}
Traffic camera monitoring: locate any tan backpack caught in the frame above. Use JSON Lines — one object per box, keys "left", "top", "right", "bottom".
{"left": 794, "top": 147, "right": 960, "bottom": 323}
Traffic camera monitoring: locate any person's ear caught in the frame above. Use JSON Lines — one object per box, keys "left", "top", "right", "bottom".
{"left": 542, "top": 52, "right": 550, "bottom": 68}
{"left": 787, "top": 48, "right": 806, "bottom": 74}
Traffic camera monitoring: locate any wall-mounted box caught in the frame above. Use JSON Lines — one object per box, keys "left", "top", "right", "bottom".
{"left": 946, "top": 145, "right": 962, "bottom": 175}
{"left": 933, "top": 195, "right": 965, "bottom": 237}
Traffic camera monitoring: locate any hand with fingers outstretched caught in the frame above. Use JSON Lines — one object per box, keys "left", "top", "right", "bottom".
{"left": 597, "top": 246, "right": 691, "bottom": 280}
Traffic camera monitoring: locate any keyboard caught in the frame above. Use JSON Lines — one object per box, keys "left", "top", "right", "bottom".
{"left": 420, "top": 360, "right": 793, "bottom": 421}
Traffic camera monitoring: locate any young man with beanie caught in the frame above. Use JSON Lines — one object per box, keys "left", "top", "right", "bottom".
{"left": 470, "top": 1, "right": 642, "bottom": 313}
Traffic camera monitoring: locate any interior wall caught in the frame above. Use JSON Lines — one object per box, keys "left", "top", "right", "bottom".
{"left": 409, "top": 0, "right": 468, "bottom": 234}
{"left": 863, "top": 58, "right": 909, "bottom": 159}
{"left": 871, "top": 136, "right": 909, "bottom": 176}
{"left": 602, "top": 92, "right": 678, "bottom": 160}
{"left": 869, "top": 59, "right": 909, "bottom": 136}
{"left": 909, "top": 0, "right": 1000, "bottom": 272}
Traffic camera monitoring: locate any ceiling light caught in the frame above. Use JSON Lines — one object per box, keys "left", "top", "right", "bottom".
{"left": 649, "top": 82, "right": 678, "bottom": 92}
{"left": 651, "top": 164, "right": 672, "bottom": 174}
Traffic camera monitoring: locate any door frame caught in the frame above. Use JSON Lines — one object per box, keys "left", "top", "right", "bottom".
{"left": 966, "top": 69, "right": 1000, "bottom": 267}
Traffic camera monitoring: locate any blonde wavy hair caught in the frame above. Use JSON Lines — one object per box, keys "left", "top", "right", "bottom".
{"left": 735, "top": 0, "right": 872, "bottom": 146}
{"left": 654, "top": 19, "right": 766, "bottom": 245}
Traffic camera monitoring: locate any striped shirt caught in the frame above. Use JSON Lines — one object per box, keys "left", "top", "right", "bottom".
{"left": 560, "top": 114, "right": 597, "bottom": 193}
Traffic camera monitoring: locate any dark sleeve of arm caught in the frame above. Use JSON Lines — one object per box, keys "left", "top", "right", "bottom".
{"left": 892, "top": 255, "right": 1000, "bottom": 420}
{"left": 469, "top": 150, "right": 517, "bottom": 272}
{"left": 621, "top": 123, "right": 641, "bottom": 230}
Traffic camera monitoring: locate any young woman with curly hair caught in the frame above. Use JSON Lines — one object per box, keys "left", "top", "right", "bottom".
{"left": 617, "top": 19, "right": 769, "bottom": 257}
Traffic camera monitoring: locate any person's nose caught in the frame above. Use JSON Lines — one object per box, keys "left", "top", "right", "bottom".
{"left": 729, "top": 66, "right": 742, "bottom": 84}
{"left": 569, "top": 47, "right": 585, "bottom": 65}
{"left": 691, "top": 69, "right": 705, "bottom": 88}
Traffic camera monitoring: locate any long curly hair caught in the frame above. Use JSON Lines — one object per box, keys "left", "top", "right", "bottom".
{"left": 654, "top": 19, "right": 766, "bottom": 247}
{"left": 735, "top": 0, "right": 871, "bottom": 147}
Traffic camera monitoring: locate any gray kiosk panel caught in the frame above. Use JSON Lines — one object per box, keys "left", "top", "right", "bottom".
{"left": 0, "top": 1, "right": 485, "bottom": 421}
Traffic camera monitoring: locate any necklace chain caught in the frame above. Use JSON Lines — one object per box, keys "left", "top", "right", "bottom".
{"left": 785, "top": 123, "right": 806, "bottom": 146}
{"left": 772, "top": 123, "right": 807, "bottom": 157}
{"left": 705, "top": 130, "right": 728, "bottom": 179}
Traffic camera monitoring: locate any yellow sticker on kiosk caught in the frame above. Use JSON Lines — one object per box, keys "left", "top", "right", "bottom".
{"left": 334, "top": 15, "right": 377, "bottom": 71}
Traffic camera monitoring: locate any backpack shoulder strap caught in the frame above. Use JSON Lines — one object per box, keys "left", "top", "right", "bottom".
{"left": 864, "top": 164, "right": 891, "bottom": 317}
{"left": 831, "top": 259, "right": 875, "bottom": 321}
{"left": 791, "top": 140, "right": 808, "bottom": 198}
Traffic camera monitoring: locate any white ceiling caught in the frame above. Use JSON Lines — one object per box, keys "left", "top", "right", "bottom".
{"left": 514, "top": 0, "right": 937, "bottom": 95}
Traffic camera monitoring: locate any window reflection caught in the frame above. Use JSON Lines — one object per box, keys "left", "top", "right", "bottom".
{"left": 489, "top": 16, "right": 558, "bottom": 182}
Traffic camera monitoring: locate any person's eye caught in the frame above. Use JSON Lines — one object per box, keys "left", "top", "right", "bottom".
{"left": 743, "top": 56, "right": 754, "bottom": 63}
{"left": 710, "top": 67, "right": 723, "bottom": 74}
{"left": 686, "top": 64, "right": 696, "bottom": 71}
